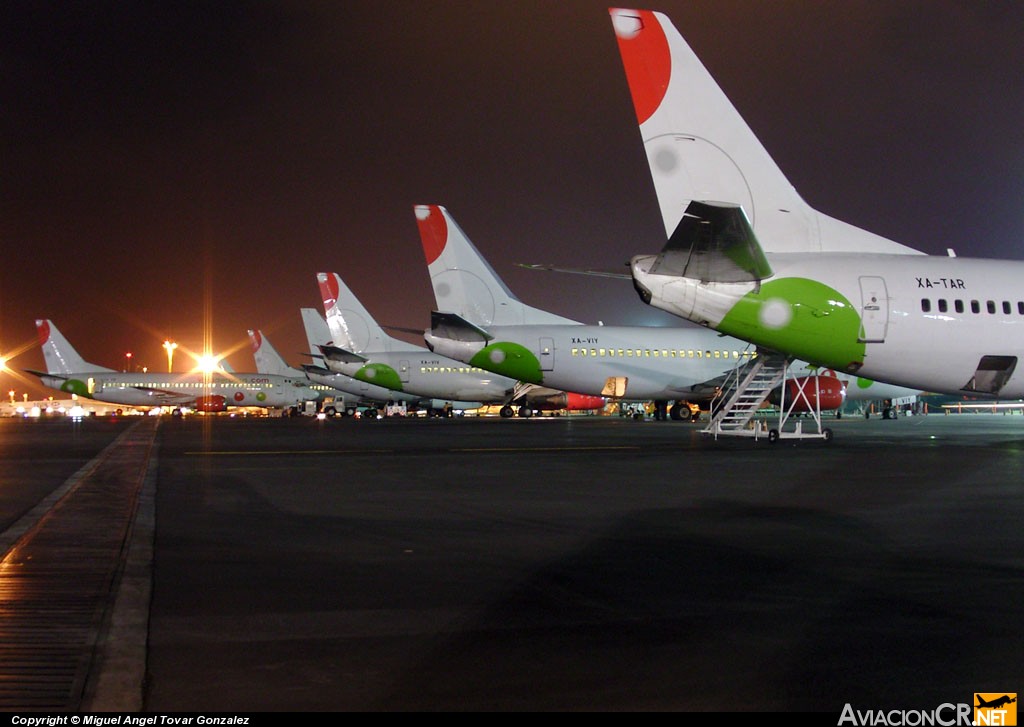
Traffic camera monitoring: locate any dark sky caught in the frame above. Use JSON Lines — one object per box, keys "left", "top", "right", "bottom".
{"left": 4, "top": 1, "right": 1024, "bottom": 399}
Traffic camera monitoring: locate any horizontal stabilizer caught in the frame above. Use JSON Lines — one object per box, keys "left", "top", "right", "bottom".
{"left": 517, "top": 263, "right": 631, "bottom": 280}
{"left": 301, "top": 363, "right": 334, "bottom": 376}
{"left": 24, "top": 368, "right": 65, "bottom": 380}
{"left": 382, "top": 324, "right": 426, "bottom": 336}
{"left": 317, "top": 344, "right": 368, "bottom": 364}
{"left": 430, "top": 311, "right": 494, "bottom": 343}
{"left": 651, "top": 201, "right": 772, "bottom": 283}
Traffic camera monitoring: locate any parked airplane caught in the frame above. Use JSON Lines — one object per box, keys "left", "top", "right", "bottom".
{"left": 296, "top": 308, "right": 485, "bottom": 416}
{"left": 610, "top": 8, "right": 1024, "bottom": 400}
{"left": 28, "top": 319, "right": 320, "bottom": 412}
{"left": 248, "top": 327, "right": 367, "bottom": 411}
{"left": 416, "top": 203, "right": 912, "bottom": 419}
{"left": 315, "top": 272, "right": 605, "bottom": 417}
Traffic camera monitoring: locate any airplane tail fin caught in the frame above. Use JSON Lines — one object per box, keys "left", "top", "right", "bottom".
{"left": 316, "top": 272, "right": 399, "bottom": 354}
{"left": 415, "top": 204, "right": 580, "bottom": 326}
{"left": 299, "top": 307, "right": 333, "bottom": 362}
{"left": 248, "top": 329, "right": 298, "bottom": 377}
{"left": 35, "top": 319, "right": 114, "bottom": 375}
{"left": 609, "top": 8, "right": 919, "bottom": 255}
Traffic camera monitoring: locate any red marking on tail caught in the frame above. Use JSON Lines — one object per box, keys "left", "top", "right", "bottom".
{"left": 416, "top": 204, "right": 448, "bottom": 266}
{"left": 36, "top": 320, "right": 50, "bottom": 347}
{"left": 610, "top": 9, "right": 671, "bottom": 126}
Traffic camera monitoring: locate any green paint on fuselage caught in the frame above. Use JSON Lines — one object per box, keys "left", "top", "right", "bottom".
{"left": 60, "top": 379, "right": 92, "bottom": 397}
{"left": 718, "top": 277, "right": 867, "bottom": 370}
{"left": 856, "top": 377, "right": 874, "bottom": 390}
{"left": 470, "top": 342, "right": 543, "bottom": 384}
{"left": 355, "top": 363, "right": 403, "bottom": 391}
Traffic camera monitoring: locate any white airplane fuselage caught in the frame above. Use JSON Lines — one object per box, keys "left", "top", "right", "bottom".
{"left": 425, "top": 323, "right": 745, "bottom": 401}
{"left": 425, "top": 321, "right": 915, "bottom": 404}
{"left": 38, "top": 370, "right": 320, "bottom": 410}
{"left": 633, "top": 252, "right": 1024, "bottom": 398}
{"left": 320, "top": 348, "right": 513, "bottom": 403}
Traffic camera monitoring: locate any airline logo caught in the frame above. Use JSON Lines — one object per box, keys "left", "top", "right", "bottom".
{"left": 415, "top": 204, "right": 448, "bottom": 265}
{"left": 36, "top": 319, "right": 51, "bottom": 346}
{"left": 317, "top": 273, "right": 339, "bottom": 313}
{"left": 975, "top": 694, "right": 1017, "bottom": 726}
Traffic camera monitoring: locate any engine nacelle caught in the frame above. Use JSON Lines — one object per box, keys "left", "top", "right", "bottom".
{"left": 563, "top": 393, "right": 606, "bottom": 411}
{"left": 769, "top": 376, "right": 846, "bottom": 411}
{"left": 195, "top": 395, "right": 228, "bottom": 412}
{"left": 526, "top": 391, "right": 606, "bottom": 411}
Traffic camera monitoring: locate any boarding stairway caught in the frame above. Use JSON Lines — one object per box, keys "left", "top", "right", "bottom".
{"left": 703, "top": 352, "right": 788, "bottom": 437}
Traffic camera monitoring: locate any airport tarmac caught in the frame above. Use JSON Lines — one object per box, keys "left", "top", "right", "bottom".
{"left": 2, "top": 413, "right": 1022, "bottom": 712}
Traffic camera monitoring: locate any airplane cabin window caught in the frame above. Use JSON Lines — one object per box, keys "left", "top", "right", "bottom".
{"left": 921, "top": 299, "right": 931, "bottom": 312}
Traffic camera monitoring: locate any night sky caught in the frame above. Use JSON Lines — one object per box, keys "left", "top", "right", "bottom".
{"left": 4, "top": 1, "right": 1024, "bottom": 399}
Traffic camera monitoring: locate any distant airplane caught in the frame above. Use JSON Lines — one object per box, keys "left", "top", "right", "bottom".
{"left": 248, "top": 327, "right": 365, "bottom": 410}
{"left": 610, "top": 8, "right": 1024, "bottom": 401}
{"left": 416, "top": 203, "right": 912, "bottom": 420}
{"left": 296, "top": 309, "right": 484, "bottom": 417}
{"left": 28, "top": 319, "right": 320, "bottom": 412}
{"left": 315, "top": 272, "right": 605, "bottom": 417}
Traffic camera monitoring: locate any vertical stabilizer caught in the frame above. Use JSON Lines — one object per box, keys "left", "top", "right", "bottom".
{"left": 248, "top": 329, "right": 300, "bottom": 377}
{"left": 415, "top": 204, "right": 580, "bottom": 327}
{"left": 316, "top": 272, "right": 401, "bottom": 354}
{"left": 35, "top": 319, "right": 114, "bottom": 374}
{"left": 609, "top": 8, "right": 919, "bottom": 255}
{"left": 299, "top": 308, "right": 334, "bottom": 358}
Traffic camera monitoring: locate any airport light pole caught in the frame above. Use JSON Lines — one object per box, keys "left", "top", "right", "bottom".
{"left": 163, "top": 340, "right": 178, "bottom": 373}
{"left": 125, "top": 352, "right": 132, "bottom": 373}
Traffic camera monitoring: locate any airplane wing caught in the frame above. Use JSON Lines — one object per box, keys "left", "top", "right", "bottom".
{"left": 516, "top": 263, "right": 631, "bottom": 280}
{"left": 126, "top": 387, "right": 197, "bottom": 405}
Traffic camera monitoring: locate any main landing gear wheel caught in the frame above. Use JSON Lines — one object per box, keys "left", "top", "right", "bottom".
{"left": 500, "top": 405, "right": 514, "bottom": 418}
{"left": 768, "top": 428, "right": 780, "bottom": 443}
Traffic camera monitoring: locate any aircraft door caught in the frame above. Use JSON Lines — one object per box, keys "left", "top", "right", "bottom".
{"left": 399, "top": 360, "right": 410, "bottom": 383}
{"left": 539, "top": 338, "right": 555, "bottom": 371}
{"left": 858, "top": 276, "right": 889, "bottom": 343}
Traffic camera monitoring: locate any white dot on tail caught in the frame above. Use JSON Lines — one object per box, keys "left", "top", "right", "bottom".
{"left": 759, "top": 298, "right": 793, "bottom": 330}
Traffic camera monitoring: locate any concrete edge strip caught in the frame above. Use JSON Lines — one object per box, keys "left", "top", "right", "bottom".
{"left": 0, "top": 419, "right": 148, "bottom": 559}
{"left": 84, "top": 420, "right": 160, "bottom": 711}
